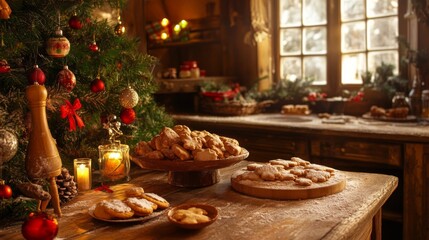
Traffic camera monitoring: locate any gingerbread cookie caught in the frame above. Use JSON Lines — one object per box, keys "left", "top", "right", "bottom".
{"left": 269, "top": 159, "right": 298, "bottom": 169}
{"left": 295, "top": 177, "right": 313, "bottom": 186}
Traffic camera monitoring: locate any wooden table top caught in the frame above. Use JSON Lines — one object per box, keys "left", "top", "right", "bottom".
{"left": 0, "top": 161, "right": 398, "bottom": 240}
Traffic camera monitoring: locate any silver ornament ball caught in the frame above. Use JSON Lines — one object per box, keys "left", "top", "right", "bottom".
{"left": 119, "top": 86, "right": 139, "bottom": 108}
{"left": 0, "top": 129, "right": 18, "bottom": 165}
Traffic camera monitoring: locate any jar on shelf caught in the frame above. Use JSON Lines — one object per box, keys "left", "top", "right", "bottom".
{"left": 179, "top": 64, "right": 191, "bottom": 78}
{"left": 422, "top": 90, "right": 429, "bottom": 121}
{"left": 392, "top": 92, "right": 410, "bottom": 109}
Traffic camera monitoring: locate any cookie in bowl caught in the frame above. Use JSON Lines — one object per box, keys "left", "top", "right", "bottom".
{"left": 167, "top": 203, "right": 218, "bottom": 229}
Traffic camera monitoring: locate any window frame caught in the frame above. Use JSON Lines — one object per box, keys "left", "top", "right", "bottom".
{"left": 273, "top": 0, "right": 408, "bottom": 96}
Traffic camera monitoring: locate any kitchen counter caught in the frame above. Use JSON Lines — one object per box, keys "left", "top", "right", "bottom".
{"left": 0, "top": 161, "right": 398, "bottom": 240}
{"left": 172, "top": 113, "right": 429, "bottom": 239}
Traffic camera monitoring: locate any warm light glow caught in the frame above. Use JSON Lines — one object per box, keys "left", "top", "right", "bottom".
{"left": 161, "top": 18, "right": 169, "bottom": 27}
{"left": 76, "top": 164, "right": 90, "bottom": 191}
{"left": 179, "top": 20, "right": 188, "bottom": 29}
{"left": 103, "top": 151, "right": 125, "bottom": 177}
{"left": 161, "top": 32, "right": 169, "bottom": 40}
{"left": 173, "top": 24, "right": 181, "bottom": 34}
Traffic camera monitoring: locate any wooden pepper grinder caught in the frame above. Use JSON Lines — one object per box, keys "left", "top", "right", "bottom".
{"left": 25, "top": 83, "right": 62, "bottom": 217}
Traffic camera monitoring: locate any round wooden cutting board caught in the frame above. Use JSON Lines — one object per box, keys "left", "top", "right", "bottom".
{"left": 231, "top": 168, "right": 346, "bottom": 200}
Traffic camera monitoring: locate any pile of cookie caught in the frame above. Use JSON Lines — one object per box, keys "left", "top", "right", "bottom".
{"left": 92, "top": 187, "right": 169, "bottom": 220}
{"left": 234, "top": 157, "right": 335, "bottom": 186}
{"left": 281, "top": 104, "right": 310, "bottom": 115}
{"left": 135, "top": 125, "right": 243, "bottom": 161}
{"left": 370, "top": 105, "right": 409, "bottom": 118}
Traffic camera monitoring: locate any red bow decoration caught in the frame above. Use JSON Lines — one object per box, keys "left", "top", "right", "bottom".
{"left": 60, "top": 99, "right": 85, "bottom": 131}
{"left": 94, "top": 183, "right": 113, "bottom": 193}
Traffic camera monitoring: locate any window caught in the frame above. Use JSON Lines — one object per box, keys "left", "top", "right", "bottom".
{"left": 276, "top": 0, "right": 402, "bottom": 93}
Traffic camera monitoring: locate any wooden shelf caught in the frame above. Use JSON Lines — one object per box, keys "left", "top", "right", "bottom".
{"left": 156, "top": 76, "right": 235, "bottom": 93}
{"left": 148, "top": 39, "right": 220, "bottom": 50}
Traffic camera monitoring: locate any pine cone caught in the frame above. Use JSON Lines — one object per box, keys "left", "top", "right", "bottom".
{"left": 55, "top": 167, "right": 78, "bottom": 204}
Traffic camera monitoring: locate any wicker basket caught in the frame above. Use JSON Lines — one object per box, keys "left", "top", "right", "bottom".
{"left": 199, "top": 99, "right": 273, "bottom": 116}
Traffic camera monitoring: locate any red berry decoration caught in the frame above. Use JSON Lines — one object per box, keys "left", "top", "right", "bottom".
{"left": 68, "top": 14, "right": 83, "bottom": 30}
{"left": 0, "top": 180, "right": 12, "bottom": 199}
{"left": 28, "top": 65, "right": 46, "bottom": 85}
{"left": 120, "top": 108, "right": 136, "bottom": 124}
{"left": 90, "top": 77, "right": 105, "bottom": 93}
{"left": 22, "top": 212, "right": 58, "bottom": 240}
{"left": 0, "top": 59, "right": 11, "bottom": 73}
{"left": 57, "top": 65, "right": 76, "bottom": 92}
{"left": 89, "top": 41, "right": 99, "bottom": 52}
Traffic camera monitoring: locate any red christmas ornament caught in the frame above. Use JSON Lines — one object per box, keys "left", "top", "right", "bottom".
{"left": 0, "top": 180, "right": 12, "bottom": 199}
{"left": 89, "top": 41, "right": 99, "bottom": 52}
{"left": 90, "top": 77, "right": 105, "bottom": 93}
{"left": 0, "top": 59, "right": 10, "bottom": 73}
{"left": 120, "top": 108, "right": 136, "bottom": 124}
{"left": 57, "top": 65, "right": 76, "bottom": 92}
{"left": 21, "top": 212, "right": 58, "bottom": 240}
{"left": 68, "top": 14, "right": 83, "bottom": 30}
{"left": 28, "top": 65, "right": 46, "bottom": 85}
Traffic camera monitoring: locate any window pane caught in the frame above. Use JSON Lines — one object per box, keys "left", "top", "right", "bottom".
{"left": 342, "top": 54, "right": 366, "bottom": 84}
{"left": 341, "top": 0, "right": 364, "bottom": 21}
{"left": 280, "top": 0, "right": 301, "bottom": 27}
{"left": 367, "top": 17, "right": 398, "bottom": 50}
{"left": 303, "top": 0, "right": 327, "bottom": 25}
{"left": 367, "top": 0, "right": 398, "bottom": 17}
{"left": 341, "top": 21, "right": 365, "bottom": 52}
{"left": 280, "top": 57, "right": 302, "bottom": 80}
{"left": 304, "top": 56, "right": 326, "bottom": 85}
{"left": 303, "top": 27, "right": 327, "bottom": 54}
{"left": 368, "top": 51, "right": 399, "bottom": 74}
{"left": 280, "top": 29, "right": 302, "bottom": 55}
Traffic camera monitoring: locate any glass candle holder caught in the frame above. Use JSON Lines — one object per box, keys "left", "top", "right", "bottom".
{"left": 73, "top": 158, "right": 92, "bottom": 191}
{"left": 98, "top": 143, "right": 130, "bottom": 182}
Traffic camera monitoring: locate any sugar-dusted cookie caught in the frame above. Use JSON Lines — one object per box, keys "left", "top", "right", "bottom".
{"left": 305, "top": 169, "right": 331, "bottom": 183}
{"left": 124, "top": 197, "right": 154, "bottom": 216}
{"left": 305, "top": 164, "right": 335, "bottom": 174}
{"left": 100, "top": 199, "right": 134, "bottom": 219}
{"left": 142, "top": 193, "right": 170, "bottom": 209}
{"left": 295, "top": 177, "right": 313, "bottom": 186}
{"left": 125, "top": 186, "right": 145, "bottom": 198}
{"left": 93, "top": 201, "right": 113, "bottom": 220}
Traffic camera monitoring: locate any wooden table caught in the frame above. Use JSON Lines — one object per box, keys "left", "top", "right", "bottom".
{"left": 0, "top": 161, "right": 397, "bottom": 240}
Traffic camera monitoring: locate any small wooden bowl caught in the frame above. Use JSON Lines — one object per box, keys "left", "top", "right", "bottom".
{"left": 167, "top": 203, "right": 218, "bottom": 229}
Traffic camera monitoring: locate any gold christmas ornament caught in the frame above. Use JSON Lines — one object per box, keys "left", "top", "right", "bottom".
{"left": 114, "top": 21, "right": 126, "bottom": 36}
{"left": 0, "top": 129, "right": 18, "bottom": 165}
{"left": 119, "top": 86, "right": 139, "bottom": 108}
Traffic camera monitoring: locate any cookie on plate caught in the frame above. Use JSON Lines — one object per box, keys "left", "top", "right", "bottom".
{"left": 124, "top": 197, "right": 154, "bottom": 216}
{"left": 142, "top": 193, "right": 170, "bottom": 209}
{"left": 102, "top": 199, "right": 135, "bottom": 219}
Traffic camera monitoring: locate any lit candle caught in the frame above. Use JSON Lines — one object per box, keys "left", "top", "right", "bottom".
{"left": 103, "top": 151, "right": 125, "bottom": 178}
{"left": 76, "top": 164, "right": 90, "bottom": 191}
{"left": 74, "top": 158, "right": 91, "bottom": 191}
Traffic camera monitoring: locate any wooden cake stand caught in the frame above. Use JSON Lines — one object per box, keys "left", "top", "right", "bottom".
{"left": 131, "top": 149, "right": 249, "bottom": 187}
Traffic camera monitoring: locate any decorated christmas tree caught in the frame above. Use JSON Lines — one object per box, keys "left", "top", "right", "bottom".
{"left": 0, "top": 0, "right": 172, "bottom": 219}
